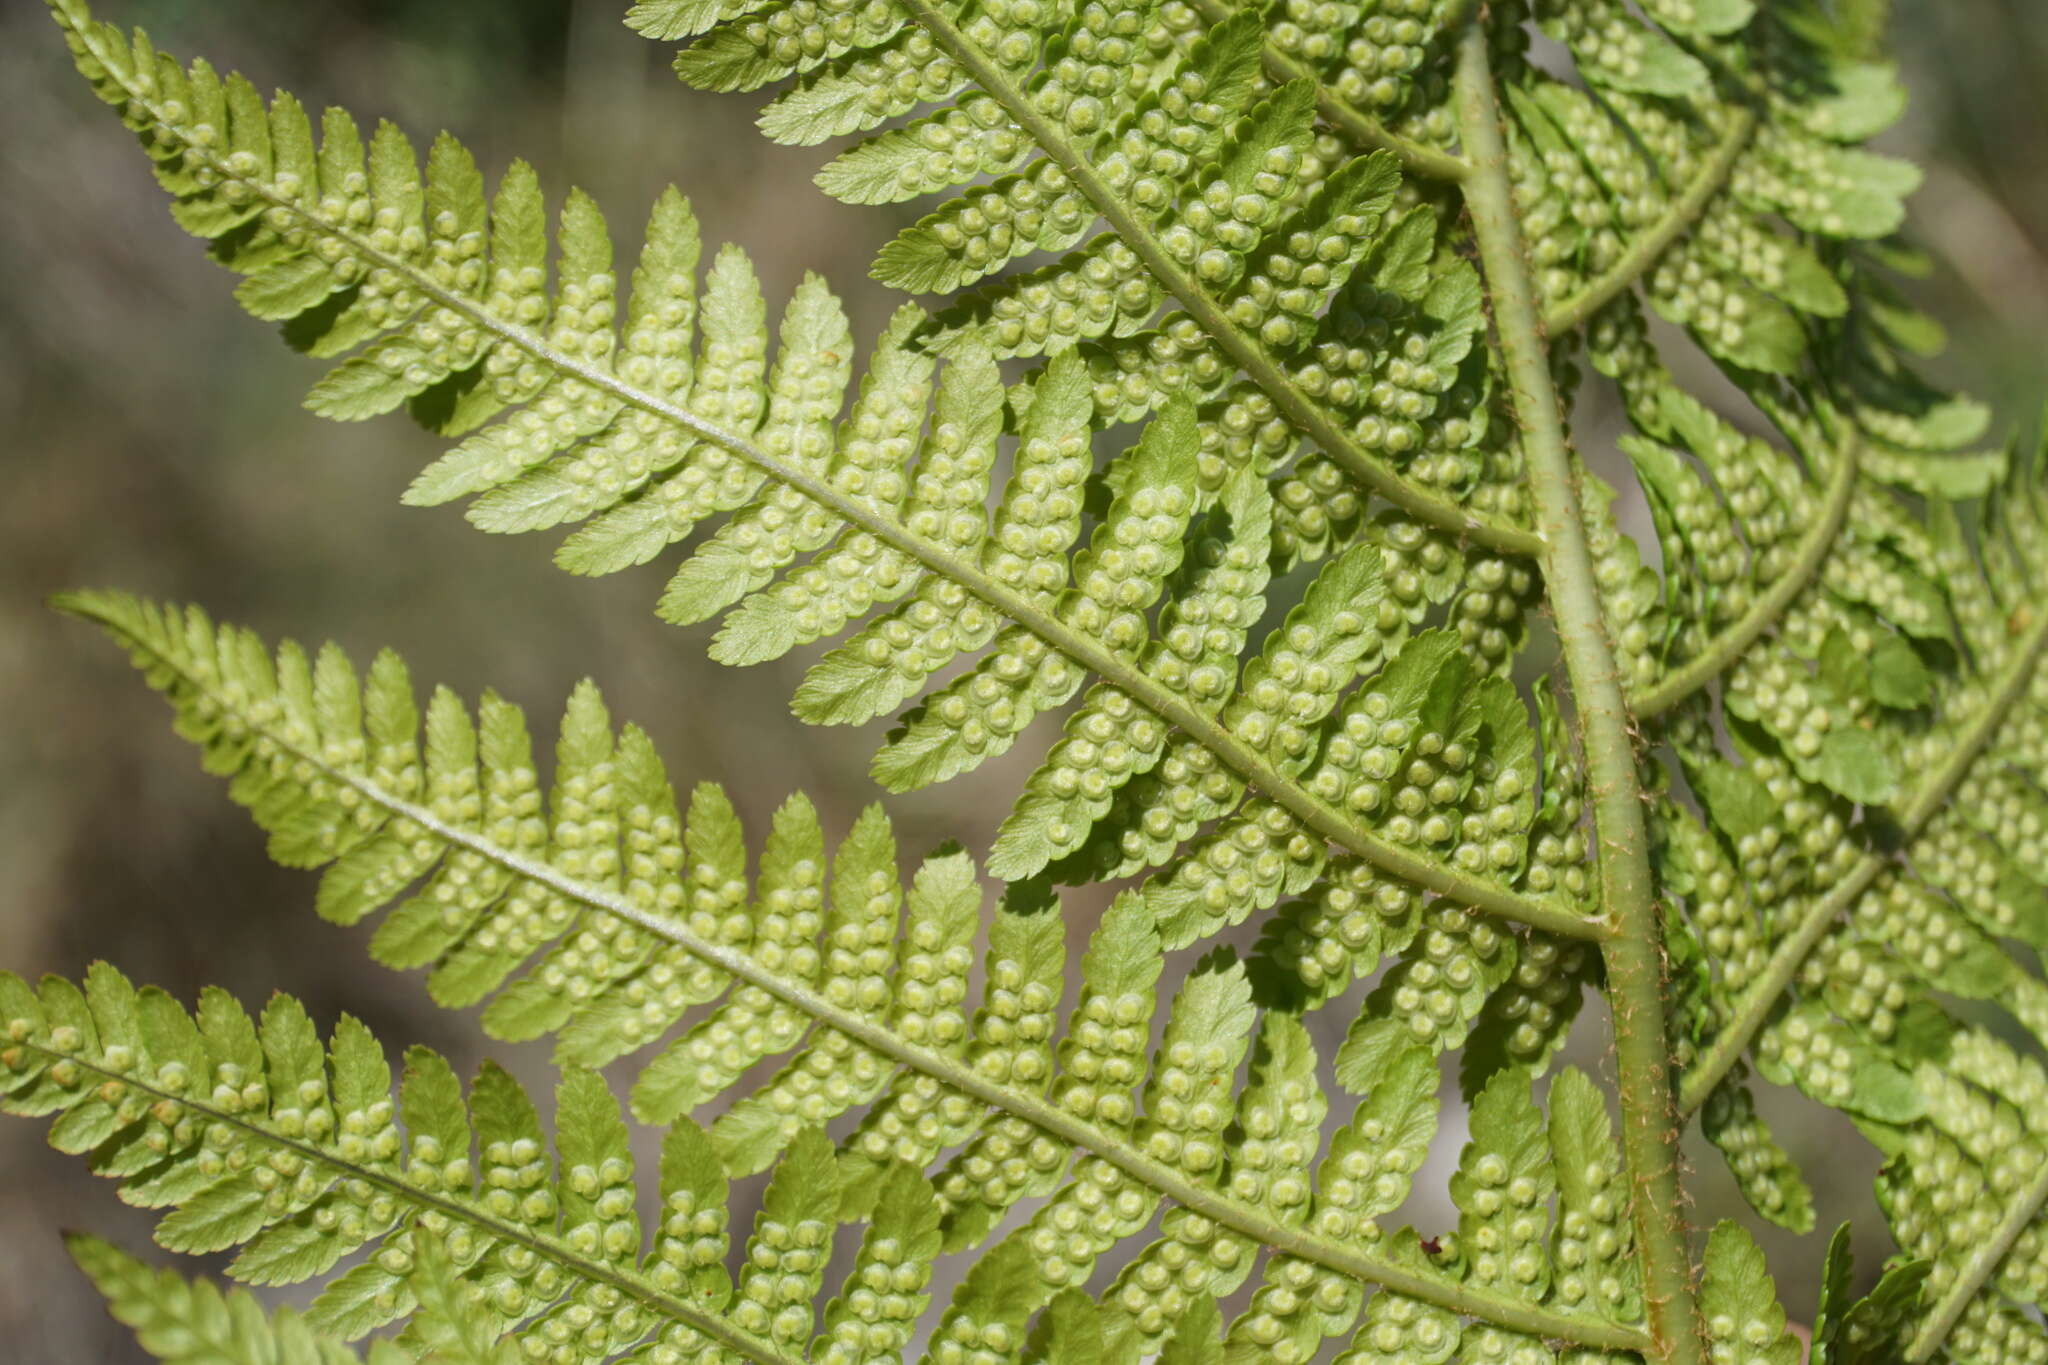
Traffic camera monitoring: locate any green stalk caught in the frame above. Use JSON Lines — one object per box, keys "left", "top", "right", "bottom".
{"left": 1453, "top": 26, "right": 1706, "bottom": 1365}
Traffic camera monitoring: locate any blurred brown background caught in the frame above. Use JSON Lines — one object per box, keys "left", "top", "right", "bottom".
{"left": 1, "top": 0, "right": 2045, "bottom": 1357}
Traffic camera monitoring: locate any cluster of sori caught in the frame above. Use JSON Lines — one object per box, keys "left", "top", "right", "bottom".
{"left": 1629, "top": 406, "right": 2048, "bottom": 1365}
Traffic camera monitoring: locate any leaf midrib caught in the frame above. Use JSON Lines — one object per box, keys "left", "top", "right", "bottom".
{"left": 84, "top": 25, "right": 1594, "bottom": 941}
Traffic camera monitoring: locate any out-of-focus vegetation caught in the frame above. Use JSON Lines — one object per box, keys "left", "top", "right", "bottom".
{"left": 1, "top": 0, "right": 2043, "bottom": 1356}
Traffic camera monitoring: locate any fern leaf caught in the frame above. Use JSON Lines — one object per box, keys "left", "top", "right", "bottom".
{"left": 1547, "top": 1070, "right": 1640, "bottom": 1326}
{"left": 1701, "top": 1224, "right": 1804, "bottom": 1365}
{"left": 44, "top": 0, "right": 2048, "bottom": 1358}
{"left": 1452, "top": 1068, "right": 1557, "bottom": 1302}
{"left": 1701, "top": 1081, "right": 1816, "bottom": 1236}
{"left": 816, "top": 1158, "right": 943, "bottom": 1363}
{"left": 51, "top": 591, "right": 1659, "bottom": 1350}
{"left": 47, "top": 0, "right": 1602, "bottom": 953}
{"left": 1654, "top": 420, "right": 2048, "bottom": 1363}
{"left": 1671, "top": 423, "right": 2048, "bottom": 1125}
{"left": 654, "top": 0, "right": 1542, "bottom": 549}
{"left": 68, "top": 1236, "right": 394, "bottom": 1365}
{"left": 0, "top": 968, "right": 818, "bottom": 1363}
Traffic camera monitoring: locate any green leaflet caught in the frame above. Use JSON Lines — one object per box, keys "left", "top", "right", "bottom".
{"left": 56, "top": 593, "right": 985, "bottom": 1163}
{"left": 1702, "top": 1081, "right": 1816, "bottom": 1235}
{"left": 49, "top": 594, "right": 1658, "bottom": 1356}
{"left": 626, "top": 0, "right": 747, "bottom": 42}
{"left": 68, "top": 1236, "right": 395, "bottom": 1365}
{"left": 1700, "top": 1224, "right": 1804, "bottom": 1365}
{"left": 1811, "top": 1225, "right": 1931, "bottom": 1365}
{"left": 735, "top": 1128, "right": 841, "bottom": 1351}
{"left": 1451, "top": 1070, "right": 1557, "bottom": 1303}
{"left": 815, "top": 1159, "right": 942, "bottom": 1364}
{"left": 1331, "top": 1287, "right": 1461, "bottom": 1365}
{"left": 1318, "top": 642, "right": 1540, "bottom": 1064}
{"left": 1, "top": 969, "right": 823, "bottom": 1364}
{"left": 1025, "top": 1289, "right": 1145, "bottom": 1365}
{"left": 1547, "top": 1070, "right": 1640, "bottom": 1325}
{"left": 406, "top": 1232, "right": 522, "bottom": 1365}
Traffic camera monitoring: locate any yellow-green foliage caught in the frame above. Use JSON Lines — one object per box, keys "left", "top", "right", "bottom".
{"left": 21, "top": 0, "right": 2048, "bottom": 1361}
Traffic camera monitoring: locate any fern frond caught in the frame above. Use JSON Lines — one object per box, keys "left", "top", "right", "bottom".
{"left": 67, "top": 1235, "right": 402, "bottom": 1365}
{"left": 1611, "top": 374, "right": 1988, "bottom": 742}
{"left": 1487, "top": 0, "right": 2008, "bottom": 892}
{"left": 1644, "top": 418, "right": 2048, "bottom": 1360}
{"left": 1524, "top": 0, "right": 1912, "bottom": 343}
{"left": 1499, "top": 0, "right": 2001, "bottom": 768}
{"left": 46, "top": 0, "right": 1601, "bottom": 960}
{"left": 37, "top": 0, "right": 2048, "bottom": 1359}
{"left": 653, "top": 0, "right": 1946, "bottom": 596}
{"left": 48, "top": 590, "right": 1658, "bottom": 1352}
{"left": 651, "top": 0, "right": 1542, "bottom": 551}
{"left": 2, "top": 965, "right": 899, "bottom": 1365}
{"left": 1670, "top": 419, "right": 2048, "bottom": 1107}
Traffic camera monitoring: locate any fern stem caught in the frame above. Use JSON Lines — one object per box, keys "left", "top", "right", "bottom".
{"left": 1184, "top": 0, "right": 1471, "bottom": 179}
{"left": 1905, "top": 1156, "right": 2048, "bottom": 1361}
{"left": 1678, "top": 606, "right": 2048, "bottom": 1115}
{"left": 6, "top": 1039, "right": 805, "bottom": 1365}
{"left": 1631, "top": 432, "right": 1860, "bottom": 718}
{"left": 895, "top": 0, "right": 1545, "bottom": 556}
{"left": 1543, "top": 106, "right": 1756, "bottom": 335}
{"left": 61, "top": 18, "right": 1592, "bottom": 939}
{"left": 63, "top": 597, "right": 1652, "bottom": 1353}
{"left": 1453, "top": 26, "right": 1707, "bottom": 1365}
